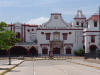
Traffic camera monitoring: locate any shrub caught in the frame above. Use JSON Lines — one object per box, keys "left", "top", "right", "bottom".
{"left": 74, "top": 48, "right": 85, "bottom": 56}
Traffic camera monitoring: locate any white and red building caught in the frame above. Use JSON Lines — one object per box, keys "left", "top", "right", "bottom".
{"left": 6, "top": 10, "right": 100, "bottom": 56}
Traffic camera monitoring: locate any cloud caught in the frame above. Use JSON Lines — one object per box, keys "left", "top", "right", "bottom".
{"left": 27, "top": 17, "right": 49, "bottom": 25}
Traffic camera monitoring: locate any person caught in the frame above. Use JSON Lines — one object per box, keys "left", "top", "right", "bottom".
{"left": 49, "top": 51, "right": 53, "bottom": 59}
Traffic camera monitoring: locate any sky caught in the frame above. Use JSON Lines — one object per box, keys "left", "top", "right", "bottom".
{"left": 0, "top": 0, "right": 100, "bottom": 25}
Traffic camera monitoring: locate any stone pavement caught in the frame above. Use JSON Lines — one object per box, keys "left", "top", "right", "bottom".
{"left": 0, "top": 60, "right": 24, "bottom": 75}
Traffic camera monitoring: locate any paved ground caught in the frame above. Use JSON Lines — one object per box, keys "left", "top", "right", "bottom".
{"left": 0, "top": 60, "right": 24, "bottom": 75}
{"left": 6, "top": 59, "right": 100, "bottom": 75}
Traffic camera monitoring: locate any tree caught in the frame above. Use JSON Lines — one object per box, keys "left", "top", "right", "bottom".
{"left": 0, "top": 22, "right": 20, "bottom": 65}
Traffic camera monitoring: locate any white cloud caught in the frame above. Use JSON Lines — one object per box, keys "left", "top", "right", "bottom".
{"left": 27, "top": 17, "right": 49, "bottom": 25}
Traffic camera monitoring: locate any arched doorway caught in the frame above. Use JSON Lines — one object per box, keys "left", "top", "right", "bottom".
{"left": 29, "top": 47, "right": 38, "bottom": 56}
{"left": 66, "top": 48, "right": 72, "bottom": 54}
{"left": 53, "top": 47, "right": 60, "bottom": 54}
{"left": 42, "top": 48, "right": 48, "bottom": 55}
{"left": 89, "top": 45, "right": 97, "bottom": 53}
{"left": 0, "top": 50, "right": 6, "bottom": 56}
{"left": 10, "top": 46, "right": 27, "bottom": 56}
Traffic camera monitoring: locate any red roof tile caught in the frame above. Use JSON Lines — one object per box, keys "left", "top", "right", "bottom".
{"left": 88, "top": 15, "right": 100, "bottom": 21}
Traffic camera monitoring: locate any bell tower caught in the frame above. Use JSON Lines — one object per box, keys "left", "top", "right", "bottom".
{"left": 73, "top": 10, "right": 87, "bottom": 28}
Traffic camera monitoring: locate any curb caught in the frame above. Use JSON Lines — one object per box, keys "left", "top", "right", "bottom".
{"left": 67, "top": 60, "right": 100, "bottom": 70}
{"left": 0, "top": 60, "right": 24, "bottom": 75}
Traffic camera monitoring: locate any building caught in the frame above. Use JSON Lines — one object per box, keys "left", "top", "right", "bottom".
{"left": 4, "top": 10, "right": 99, "bottom": 56}
{"left": 84, "top": 14, "right": 100, "bottom": 58}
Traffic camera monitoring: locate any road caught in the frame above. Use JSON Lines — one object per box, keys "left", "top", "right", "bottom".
{"left": 6, "top": 60, "right": 100, "bottom": 75}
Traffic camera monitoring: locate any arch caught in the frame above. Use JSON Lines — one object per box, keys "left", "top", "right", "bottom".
{"left": 10, "top": 46, "right": 27, "bottom": 56}
{"left": 0, "top": 50, "right": 6, "bottom": 56}
{"left": 89, "top": 45, "right": 97, "bottom": 53}
{"left": 53, "top": 47, "right": 60, "bottom": 54}
{"left": 29, "top": 46, "right": 38, "bottom": 56}
{"left": 42, "top": 47, "right": 48, "bottom": 55}
{"left": 66, "top": 47, "right": 72, "bottom": 54}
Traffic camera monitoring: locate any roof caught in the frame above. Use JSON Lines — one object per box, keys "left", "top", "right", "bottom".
{"left": 8, "top": 24, "right": 38, "bottom": 27}
{"left": 51, "top": 13, "right": 61, "bottom": 15}
{"left": 88, "top": 15, "right": 100, "bottom": 21}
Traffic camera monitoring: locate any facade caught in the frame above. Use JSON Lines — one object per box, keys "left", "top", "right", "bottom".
{"left": 6, "top": 10, "right": 100, "bottom": 56}
{"left": 84, "top": 14, "right": 100, "bottom": 57}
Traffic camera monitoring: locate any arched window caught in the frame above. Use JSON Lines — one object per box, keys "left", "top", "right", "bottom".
{"left": 76, "top": 22, "right": 79, "bottom": 25}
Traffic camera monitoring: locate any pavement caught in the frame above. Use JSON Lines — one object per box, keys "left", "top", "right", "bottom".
{"left": 0, "top": 59, "right": 24, "bottom": 75}
{"left": 66, "top": 59, "right": 100, "bottom": 69}
{"left": 5, "top": 58, "right": 100, "bottom": 75}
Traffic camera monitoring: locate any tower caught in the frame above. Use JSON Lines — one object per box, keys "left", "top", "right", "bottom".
{"left": 73, "top": 10, "right": 87, "bottom": 28}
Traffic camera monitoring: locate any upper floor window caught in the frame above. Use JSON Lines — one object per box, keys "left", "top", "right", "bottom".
{"left": 63, "top": 33, "right": 67, "bottom": 40}
{"left": 76, "top": 22, "right": 79, "bottom": 25}
{"left": 46, "top": 33, "right": 50, "bottom": 40}
{"left": 27, "top": 29, "right": 30, "bottom": 32}
{"left": 94, "top": 20, "right": 97, "bottom": 27}
{"left": 91, "top": 36, "right": 95, "bottom": 43}
{"left": 16, "top": 32, "right": 20, "bottom": 38}
{"left": 32, "top": 29, "right": 34, "bottom": 31}
{"left": 54, "top": 16, "right": 58, "bottom": 19}
{"left": 81, "top": 22, "right": 84, "bottom": 27}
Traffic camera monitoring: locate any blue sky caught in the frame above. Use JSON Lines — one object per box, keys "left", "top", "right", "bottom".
{"left": 0, "top": 0, "right": 100, "bottom": 24}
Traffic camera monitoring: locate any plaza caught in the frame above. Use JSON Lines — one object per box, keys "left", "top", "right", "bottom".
{"left": 4, "top": 58, "right": 100, "bottom": 75}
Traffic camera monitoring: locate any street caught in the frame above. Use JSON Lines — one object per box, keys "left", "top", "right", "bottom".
{"left": 6, "top": 60, "right": 100, "bottom": 75}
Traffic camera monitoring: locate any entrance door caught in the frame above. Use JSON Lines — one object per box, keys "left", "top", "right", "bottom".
{"left": 89, "top": 45, "right": 97, "bottom": 58}
{"left": 90, "top": 45, "right": 97, "bottom": 54}
{"left": 53, "top": 47, "right": 60, "bottom": 54}
{"left": 29, "top": 47, "right": 38, "bottom": 56}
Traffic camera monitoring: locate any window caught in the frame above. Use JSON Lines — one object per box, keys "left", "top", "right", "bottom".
{"left": 27, "top": 29, "right": 30, "bottom": 32}
{"left": 63, "top": 33, "right": 67, "bottom": 40}
{"left": 54, "top": 16, "right": 58, "bottom": 19}
{"left": 32, "top": 29, "right": 34, "bottom": 31}
{"left": 41, "top": 32, "right": 44, "bottom": 34}
{"left": 81, "top": 22, "right": 84, "bottom": 27}
{"left": 94, "top": 20, "right": 97, "bottom": 27}
{"left": 91, "top": 36, "right": 95, "bottom": 43}
{"left": 76, "top": 22, "right": 79, "bottom": 25}
{"left": 16, "top": 32, "right": 20, "bottom": 38}
{"left": 42, "top": 48, "right": 48, "bottom": 54}
{"left": 46, "top": 33, "right": 50, "bottom": 40}
{"left": 66, "top": 48, "right": 71, "bottom": 54}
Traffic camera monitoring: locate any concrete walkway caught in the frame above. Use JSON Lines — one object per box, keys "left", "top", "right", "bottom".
{"left": 0, "top": 60, "right": 24, "bottom": 75}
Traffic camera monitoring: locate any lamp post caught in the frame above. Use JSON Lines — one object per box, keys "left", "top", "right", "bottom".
{"left": 8, "top": 48, "right": 11, "bottom": 65}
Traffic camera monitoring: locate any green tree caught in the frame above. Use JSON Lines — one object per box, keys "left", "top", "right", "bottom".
{"left": 0, "top": 22, "right": 20, "bottom": 65}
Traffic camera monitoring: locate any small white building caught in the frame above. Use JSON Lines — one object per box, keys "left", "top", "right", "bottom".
{"left": 7, "top": 10, "right": 99, "bottom": 56}
{"left": 84, "top": 14, "right": 100, "bottom": 56}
